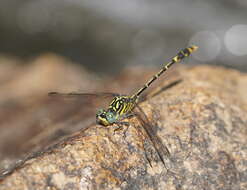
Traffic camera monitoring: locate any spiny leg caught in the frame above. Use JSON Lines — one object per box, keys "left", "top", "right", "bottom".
{"left": 113, "top": 112, "right": 135, "bottom": 136}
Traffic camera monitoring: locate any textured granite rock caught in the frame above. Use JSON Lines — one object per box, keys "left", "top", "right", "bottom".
{"left": 0, "top": 58, "right": 246, "bottom": 190}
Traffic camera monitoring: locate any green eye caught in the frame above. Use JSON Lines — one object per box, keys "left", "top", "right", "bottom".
{"left": 106, "top": 111, "right": 116, "bottom": 123}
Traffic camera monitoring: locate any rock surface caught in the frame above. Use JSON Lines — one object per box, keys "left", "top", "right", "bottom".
{"left": 0, "top": 56, "right": 246, "bottom": 190}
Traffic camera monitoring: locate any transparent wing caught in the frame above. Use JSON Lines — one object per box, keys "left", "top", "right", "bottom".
{"left": 134, "top": 104, "right": 170, "bottom": 166}
{"left": 22, "top": 92, "right": 120, "bottom": 158}
{"left": 48, "top": 91, "right": 121, "bottom": 112}
{"left": 48, "top": 91, "right": 120, "bottom": 98}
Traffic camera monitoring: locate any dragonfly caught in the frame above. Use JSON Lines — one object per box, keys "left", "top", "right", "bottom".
{"left": 49, "top": 45, "right": 198, "bottom": 166}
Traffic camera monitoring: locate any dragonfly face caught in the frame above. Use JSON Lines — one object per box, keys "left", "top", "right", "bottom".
{"left": 96, "top": 108, "right": 118, "bottom": 126}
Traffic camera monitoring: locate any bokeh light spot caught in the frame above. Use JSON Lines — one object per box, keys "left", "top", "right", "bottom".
{"left": 224, "top": 24, "right": 247, "bottom": 56}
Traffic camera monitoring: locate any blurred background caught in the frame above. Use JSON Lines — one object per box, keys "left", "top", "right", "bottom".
{"left": 1, "top": 0, "right": 247, "bottom": 176}
{"left": 1, "top": 0, "right": 247, "bottom": 73}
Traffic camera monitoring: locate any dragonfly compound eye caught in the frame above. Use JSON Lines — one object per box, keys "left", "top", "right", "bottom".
{"left": 106, "top": 111, "right": 116, "bottom": 124}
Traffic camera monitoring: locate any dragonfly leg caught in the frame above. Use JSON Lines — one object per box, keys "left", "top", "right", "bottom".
{"left": 113, "top": 121, "right": 130, "bottom": 136}
{"left": 114, "top": 112, "right": 137, "bottom": 136}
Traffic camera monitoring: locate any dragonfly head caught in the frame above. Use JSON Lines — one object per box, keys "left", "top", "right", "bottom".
{"left": 96, "top": 108, "right": 117, "bottom": 126}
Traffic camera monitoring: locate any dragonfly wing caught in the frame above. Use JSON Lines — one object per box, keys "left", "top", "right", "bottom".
{"left": 22, "top": 91, "right": 121, "bottom": 156}
{"left": 48, "top": 91, "right": 121, "bottom": 111}
{"left": 134, "top": 105, "right": 170, "bottom": 166}
{"left": 48, "top": 92, "right": 120, "bottom": 98}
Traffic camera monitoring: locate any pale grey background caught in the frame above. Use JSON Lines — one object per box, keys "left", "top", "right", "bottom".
{"left": 1, "top": 0, "right": 247, "bottom": 73}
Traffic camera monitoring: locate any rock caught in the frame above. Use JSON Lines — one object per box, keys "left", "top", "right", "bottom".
{"left": 0, "top": 59, "right": 246, "bottom": 190}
